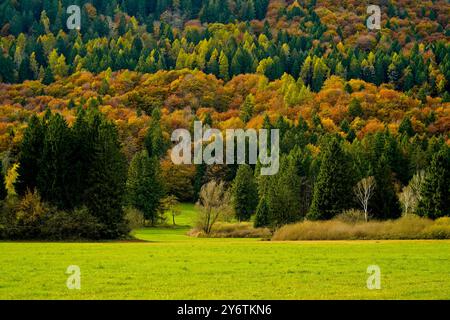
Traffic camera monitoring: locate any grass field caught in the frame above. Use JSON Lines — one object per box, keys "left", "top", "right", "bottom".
{"left": 1, "top": 204, "right": 450, "bottom": 300}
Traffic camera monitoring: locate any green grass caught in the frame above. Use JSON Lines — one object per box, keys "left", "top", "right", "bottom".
{"left": 1, "top": 204, "right": 450, "bottom": 300}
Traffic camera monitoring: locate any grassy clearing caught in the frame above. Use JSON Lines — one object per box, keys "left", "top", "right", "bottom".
{"left": 1, "top": 204, "right": 450, "bottom": 300}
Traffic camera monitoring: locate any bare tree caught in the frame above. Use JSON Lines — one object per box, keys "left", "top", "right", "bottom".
{"left": 353, "top": 176, "right": 376, "bottom": 222}
{"left": 196, "top": 180, "right": 232, "bottom": 234}
{"left": 399, "top": 170, "right": 426, "bottom": 215}
{"left": 399, "top": 185, "right": 415, "bottom": 216}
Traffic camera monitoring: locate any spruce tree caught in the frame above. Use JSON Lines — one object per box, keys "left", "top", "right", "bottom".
{"left": 267, "top": 157, "right": 302, "bottom": 227}
{"left": 417, "top": 147, "right": 450, "bottom": 219}
{"left": 369, "top": 155, "right": 402, "bottom": 220}
{"left": 308, "top": 137, "right": 354, "bottom": 220}
{"left": 37, "top": 113, "right": 73, "bottom": 209}
{"left": 15, "top": 115, "right": 44, "bottom": 196}
{"left": 85, "top": 116, "right": 128, "bottom": 238}
{"left": 231, "top": 164, "right": 258, "bottom": 221}
{"left": 240, "top": 94, "right": 255, "bottom": 123}
{"left": 254, "top": 196, "right": 270, "bottom": 228}
{"left": 126, "top": 150, "right": 165, "bottom": 226}
{"left": 145, "top": 108, "right": 167, "bottom": 159}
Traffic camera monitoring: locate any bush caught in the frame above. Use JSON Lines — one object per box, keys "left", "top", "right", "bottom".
{"left": 0, "top": 192, "right": 119, "bottom": 240}
{"left": 40, "top": 207, "right": 103, "bottom": 240}
{"left": 125, "top": 207, "right": 145, "bottom": 229}
{"left": 335, "top": 209, "right": 367, "bottom": 224}
{"left": 272, "top": 215, "right": 450, "bottom": 241}
{"left": 190, "top": 222, "right": 272, "bottom": 239}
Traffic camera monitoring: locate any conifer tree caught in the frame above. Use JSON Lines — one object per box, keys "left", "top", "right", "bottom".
{"left": 126, "top": 150, "right": 165, "bottom": 225}
{"left": 231, "top": 164, "right": 258, "bottom": 221}
{"left": 308, "top": 137, "right": 354, "bottom": 220}
{"left": 254, "top": 196, "right": 270, "bottom": 228}
{"left": 15, "top": 115, "right": 44, "bottom": 196}
{"left": 0, "top": 162, "right": 7, "bottom": 200}
{"left": 417, "top": 147, "right": 450, "bottom": 219}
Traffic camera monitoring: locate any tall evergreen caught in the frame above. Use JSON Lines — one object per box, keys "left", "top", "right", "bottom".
{"left": 254, "top": 195, "right": 270, "bottom": 228}
{"left": 417, "top": 147, "right": 450, "bottom": 219}
{"left": 231, "top": 164, "right": 258, "bottom": 221}
{"left": 37, "top": 113, "right": 73, "bottom": 209}
{"left": 145, "top": 108, "right": 167, "bottom": 159}
{"left": 15, "top": 115, "right": 44, "bottom": 196}
{"left": 84, "top": 115, "right": 128, "bottom": 238}
{"left": 369, "top": 155, "right": 402, "bottom": 220}
{"left": 308, "top": 137, "right": 354, "bottom": 220}
{"left": 126, "top": 150, "right": 165, "bottom": 226}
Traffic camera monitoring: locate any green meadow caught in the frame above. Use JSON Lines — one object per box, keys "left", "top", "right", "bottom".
{"left": 1, "top": 204, "right": 449, "bottom": 300}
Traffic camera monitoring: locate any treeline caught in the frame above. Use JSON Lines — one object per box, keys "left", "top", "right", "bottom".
{"left": 1, "top": 108, "right": 128, "bottom": 239}
{"left": 0, "top": 0, "right": 269, "bottom": 35}
{"left": 0, "top": 106, "right": 170, "bottom": 239}
{"left": 0, "top": 1, "right": 449, "bottom": 100}
{"left": 227, "top": 115, "right": 450, "bottom": 228}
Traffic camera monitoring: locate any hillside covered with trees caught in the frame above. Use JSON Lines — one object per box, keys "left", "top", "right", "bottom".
{"left": 0, "top": 0, "right": 448, "bottom": 239}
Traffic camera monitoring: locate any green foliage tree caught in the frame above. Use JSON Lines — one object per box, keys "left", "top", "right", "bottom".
{"left": 126, "top": 150, "right": 165, "bottom": 226}
{"left": 231, "top": 164, "right": 258, "bottom": 221}
{"left": 308, "top": 137, "right": 354, "bottom": 220}
{"left": 417, "top": 147, "right": 450, "bottom": 219}
{"left": 15, "top": 115, "right": 44, "bottom": 196}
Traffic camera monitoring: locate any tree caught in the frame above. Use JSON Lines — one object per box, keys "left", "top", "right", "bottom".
{"left": 353, "top": 176, "right": 376, "bottom": 222}
{"left": 84, "top": 116, "right": 128, "bottom": 238}
{"left": 145, "top": 108, "right": 167, "bottom": 159}
{"left": 399, "top": 185, "right": 415, "bottom": 216}
{"left": 308, "top": 137, "right": 354, "bottom": 220}
{"left": 126, "top": 150, "right": 165, "bottom": 226}
{"left": 254, "top": 195, "right": 270, "bottom": 228}
{"left": 417, "top": 148, "right": 450, "bottom": 219}
{"left": 161, "top": 195, "right": 181, "bottom": 226}
{"left": 266, "top": 157, "right": 303, "bottom": 227}
{"left": 399, "top": 117, "right": 414, "bottom": 137}
{"left": 42, "top": 66, "right": 55, "bottom": 85}
{"left": 196, "top": 180, "right": 232, "bottom": 234}
{"left": 349, "top": 98, "right": 363, "bottom": 118}
{"left": 0, "top": 162, "right": 7, "bottom": 200}
{"left": 231, "top": 164, "right": 258, "bottom": 221}
{"left": 15, "top": 115, "right": 44, "bottom": 196}
{"left": 36, "top": 113, "right": 73, "bottom": 209}
{"left": 219, "top": 51, "right": 230, "bottom": 81}
{"left": 369, "top": 155, "right": 402, "bottom": 220}
{"left": 240, "top": 94, "right": 255, "bottom": 124}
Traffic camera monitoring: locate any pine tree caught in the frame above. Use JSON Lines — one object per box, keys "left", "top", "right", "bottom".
{"left": 308, "top": 137, "right": 354, "bottom": 220}
{"left": 126, "top": 150, "right": 165, "bottom": 225}
{"left": 37, "top": 113, "right": 73, "bottom": 209}
{"left": 219, "top": 51, "right": 230, "bottom": 81}
{"left": 84, "top": 116, "right": 128, "bottom": 238}
{"left": 231, "top": 164, "right": 258, "bottom": 221}
{"left": 399, "top": 116, "right": 414, "bottom": 137}
{"left": 15, "top": 115, "right": 44, "bottom": 196}
{"left": 417, "top": 147, "right": 450, "bottom": 219}
{"left": 266, "top": 157, "right": 302, "bottom": 227}
{"left": 369, "top": 155, "right": 402, "bottom": 220}
{"left": 254, "top": 196, "right": 270, "bottom": 228}
{"left": 240, "top": 94, "right": 255, "bottom": 123}
{"left": 145, "top": 108, "right": 167, "bottom": 159}
{"left": 42, "top": 66, "right": 54, "bottom": 85}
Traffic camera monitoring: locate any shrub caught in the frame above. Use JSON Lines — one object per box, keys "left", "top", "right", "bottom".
{"left": 272, "top": 215, "right": 450, "bottom": 241}
{"left": 124, "top": 207, "right": 145, "bottom": 229}
{"left": 191, "top": 222, "right": 271, "bottom": 239}
{"left": 335, "top": 209, "right": 367, "bottom": 224}
{"left": 41, "top": 207, "right": 103, "bottom": 240}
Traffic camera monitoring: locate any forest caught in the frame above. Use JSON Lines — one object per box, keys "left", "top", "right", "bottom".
{"left": 0, "top": 0, "right": 448, "bottom": 239}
